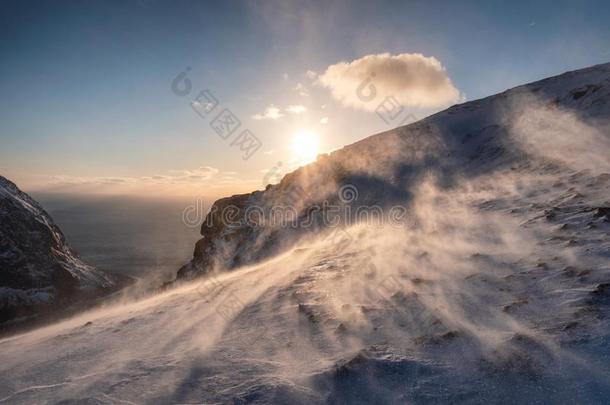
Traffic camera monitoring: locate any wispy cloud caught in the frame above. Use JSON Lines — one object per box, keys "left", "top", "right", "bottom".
{"left": 167, "top": 166, "right": 220, "bottom": 180}
{"left": 306, "top": 70, "right": 317, "bottom": 80}
{"left": 45, "top": 166, "right": 253, "bottom": 195}
{"left": 252, "top": 105, "right": 284, "bottom": 120}
{"left": 285, "top": 104, "right": 307, "bottom": 114}
{"left": 252, "top": 104, "right": 308, "bottom": 120}
{"left": 293, "top": 83, "right": 309, "bottom": 96}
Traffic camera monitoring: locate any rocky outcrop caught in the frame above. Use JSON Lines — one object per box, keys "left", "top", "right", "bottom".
{"left": 0, "top": 176, "right": 115, "bottom": 327}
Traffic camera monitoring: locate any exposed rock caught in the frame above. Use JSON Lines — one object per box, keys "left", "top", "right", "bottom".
{"left": 592, "top": 207, "right": 610, "bottom": 220}
{"left": 587, "top": 282, "right": 610, "bottom": 306}
{"left": 413, "top": 330, "right": 462, "bottom": 346}
{"left": 0, "top": 176, "right": 116, "bottom": 328}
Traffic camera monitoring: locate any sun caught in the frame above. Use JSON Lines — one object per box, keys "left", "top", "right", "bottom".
{"left": 291, "top": 129, "right": 320, "bottom": 164}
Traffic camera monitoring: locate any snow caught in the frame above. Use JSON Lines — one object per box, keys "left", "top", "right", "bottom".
{"left": 1, "top": 166, "right": 610, "bottom": 403}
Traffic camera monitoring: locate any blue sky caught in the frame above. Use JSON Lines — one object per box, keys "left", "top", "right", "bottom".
{"left": 1, "top": 0, "right": 610, "bottom": 196}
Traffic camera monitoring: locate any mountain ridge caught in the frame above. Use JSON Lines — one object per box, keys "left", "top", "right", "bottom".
{"left": 176, "top": 61, "right": 610, "bottom": 281}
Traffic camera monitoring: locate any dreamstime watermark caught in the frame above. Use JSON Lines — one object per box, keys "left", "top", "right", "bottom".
{"left": 182, "top": 197, "right": 206, "bottom": 228}
{"left": 356, "top": 72, "right": 419, "bottom": 127}
{"left": 181, "top": 184, "right": 410, "bottom": 230}
{"left": 171, "top": 67, "right": 262, "bottom": 160}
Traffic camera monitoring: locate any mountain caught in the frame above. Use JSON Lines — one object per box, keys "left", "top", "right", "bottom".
{"left": 177, "top": 62, "right": 610, "bottom": 281}
{"left": 0, "top": 176, "right": 116, "bottom": 328}
{"left": 1, "top": 63, "right": 610, "bottom": 403}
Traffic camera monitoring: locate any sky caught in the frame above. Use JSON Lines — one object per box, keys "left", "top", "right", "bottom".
{"left": 1, "top": 0, "right": 610, "bottom": 198}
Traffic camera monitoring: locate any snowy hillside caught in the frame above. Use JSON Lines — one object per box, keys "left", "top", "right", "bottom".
{"left": 0, "top": 176, "right": 116, "bottom": 328}
{"left": 1, "top": 63, "right": 610, "bottom": 403}
{"left": 177, "top": 62, "right": 610, "bottom": 281}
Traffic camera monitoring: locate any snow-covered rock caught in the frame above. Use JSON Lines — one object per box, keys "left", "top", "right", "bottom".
{"left": 0, "top": 176, "right": 115, "bottom": 327}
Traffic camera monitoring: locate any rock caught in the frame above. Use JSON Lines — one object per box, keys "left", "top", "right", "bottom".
{"left": 592, "top": 207, "right": 610, "bottom": 221}
{"left": 588, "top": 283, "right": 610, "bottom": 306}
{"left": 414, "top": 330, "right": 462, "bottom": 346}
{"left": 0, "top": 176, "right": 115, "bottom": 328}
{"left": 503, "top": 299, "right": 529, "bottom": 313}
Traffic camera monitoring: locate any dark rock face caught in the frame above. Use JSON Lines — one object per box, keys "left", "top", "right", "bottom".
{"left": 177, "top": 193, "right": 253, "bottom": 279}
{"left": 0, "top": 176, "right": 114, "bottom": 326}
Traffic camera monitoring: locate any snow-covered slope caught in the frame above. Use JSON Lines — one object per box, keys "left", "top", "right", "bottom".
{"left": 177, "top": 62, "right": 610, "bottom": 281}
{"left": 1, "top": 63, "right": 610, "bottom": 403}
{"left": 0, "top": 176, "right": 115, "bottom": 327}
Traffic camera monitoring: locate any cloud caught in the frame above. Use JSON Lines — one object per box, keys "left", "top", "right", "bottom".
{"left": 316, "top": 53, "right": 462, "bottom": 111}
{"left": 285, "top": 104, "right": 307, "bottom": 114}
{"left": 163, "top": 166, "right": 222, "bottom": 183}
{"left": 252, "top": 104, "right": 308, "bottom": 120}
{"left": 181, "top": 166, "right": 220, "bottom": 180}
{"left": 51, "top": 166, "right": 225, "bottom": 188}
{"left": 252, "top": 105, "right": 284, "bottom": 120}
{"left": 293, "top": 83, "right": 309, "bottom": 96}
{"left": 41, "top": 166, "right": 260, "bottom": 197}
{"left": 50, "top": 175, "right": 137, "bottom": 186}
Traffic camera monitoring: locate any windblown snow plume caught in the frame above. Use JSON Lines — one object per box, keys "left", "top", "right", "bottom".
{"left": 511, "top": 96, "right": 610, "bottom": 175}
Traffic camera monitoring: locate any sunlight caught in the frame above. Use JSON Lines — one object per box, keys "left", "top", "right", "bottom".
{"left": 291, "top": 129, "right": 320, "bottom": 164}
